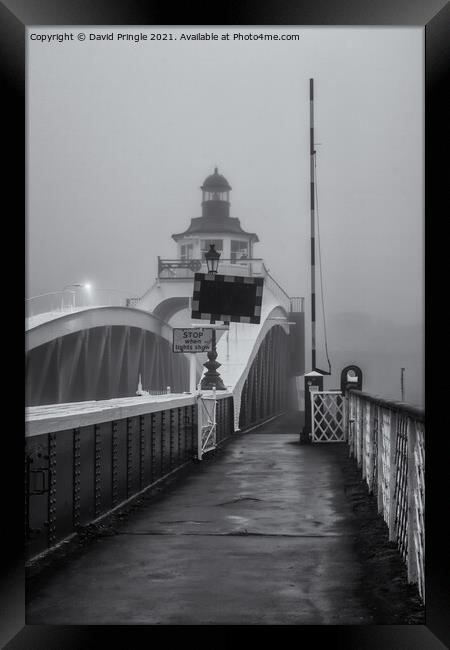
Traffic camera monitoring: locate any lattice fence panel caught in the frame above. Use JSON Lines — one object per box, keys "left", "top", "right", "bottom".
{"left": 200, "top": 395, "right": 217, "bottom": 454}
{"left": 311, "top": 392, "right": 345, "bottom": 442}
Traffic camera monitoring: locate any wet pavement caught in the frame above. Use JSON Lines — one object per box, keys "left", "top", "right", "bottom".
{"left": 26, "top": 415, "right": 422, "bottom": 625}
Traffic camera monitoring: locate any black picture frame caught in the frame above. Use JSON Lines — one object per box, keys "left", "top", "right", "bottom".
{"left": 2, "top": 1, "right": 449, "bottom": 647}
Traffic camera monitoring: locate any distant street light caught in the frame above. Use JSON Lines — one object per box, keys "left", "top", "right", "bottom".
{"left": 201, "top": 245, "right": 226, "bottom": 391}
{"left": 62, "top": 283, "right": 91, "bottom": 291}
{"left": 61, "top": 282, "right": 92, "bottom": 310}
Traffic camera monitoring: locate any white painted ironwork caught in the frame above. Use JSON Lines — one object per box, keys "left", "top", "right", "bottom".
{"left": 311, "top": 391, "right": 345, "bottom": 442}
{"left": 380, "top": 408, "right": 392, "bottom": 530}
{"left": 346, "top": 390, "right": 425, "bottom": 601}
{"left": 197, "top": 389, "right": 217, "bottom": 460}
{"left": 410, "top": 419, "right": 425, "bottom": 600}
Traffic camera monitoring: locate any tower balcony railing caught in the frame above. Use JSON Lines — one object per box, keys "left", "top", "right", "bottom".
{"left": 157, "top": 256, "right": 266, "bottom": 280}
{"left": 156, "top": 257, "right": 303, "bottom": 314}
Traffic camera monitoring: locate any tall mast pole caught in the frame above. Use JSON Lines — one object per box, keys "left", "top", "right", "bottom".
{"left": 309, "top": 78, "right": 316, "bottom": 371}
{"left": 301, "top": 78, "right": 322, "bottom": 443}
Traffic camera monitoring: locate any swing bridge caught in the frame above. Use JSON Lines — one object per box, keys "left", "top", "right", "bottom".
{"left": 24, "top": 257, "right": 425, "bottom": 624}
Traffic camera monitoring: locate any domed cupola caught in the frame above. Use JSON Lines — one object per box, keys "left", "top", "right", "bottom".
{"left": 171, "top": 167, "right": 259, "bottom": 262}
{"left": 201, "top": 167, "right": 231, "bottom": 219}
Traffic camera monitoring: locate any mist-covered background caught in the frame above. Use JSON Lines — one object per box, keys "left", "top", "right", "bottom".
{"left": 27, "top": 27, "right": 424, "bottom": 407}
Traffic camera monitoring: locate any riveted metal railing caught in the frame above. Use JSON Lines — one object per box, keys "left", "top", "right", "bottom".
{"left": 153, "top": 258, "right": 303, "bottom": 316}
{"left": 25, "top": 392, "right": 234, "bottom": 563}
{"left": 346, "top": 389, "right": 425, "bottom": 601}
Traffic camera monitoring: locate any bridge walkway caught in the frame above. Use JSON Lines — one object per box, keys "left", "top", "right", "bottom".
{"left": 26, "top": 414, "right": 422, "bottom": 625}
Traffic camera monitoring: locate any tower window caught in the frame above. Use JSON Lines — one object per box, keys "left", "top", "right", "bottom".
{"left": 231, "top": 240, "right": 249, "bottom": 262}
{"left": 180, "top": 243, "right": 194, "bottom": 260}
{"left": 203, "top": 190, "right": 229, "bottom": 202}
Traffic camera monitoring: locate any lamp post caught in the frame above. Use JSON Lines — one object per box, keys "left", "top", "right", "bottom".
{"left": 201, "top": 244, "right": 226, "bottom": 391}
{"left": 204, "top": 242, "right": 220, "bottom": 275}
{"left": 401, "top": 367, "right": 405, "bottom": 402}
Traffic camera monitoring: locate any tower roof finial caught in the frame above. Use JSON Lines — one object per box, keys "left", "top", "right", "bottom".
{"left": 201, "top": 168, "right": 231, "bottom": 191}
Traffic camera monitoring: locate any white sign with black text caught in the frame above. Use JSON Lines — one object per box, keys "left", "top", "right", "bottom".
{"left": 173, "top": 327, "right": 213, "bottom": 353}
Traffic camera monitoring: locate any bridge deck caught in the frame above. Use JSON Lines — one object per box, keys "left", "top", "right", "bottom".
{"left": 26, "top": 415, "right": 422, "bottom": 625}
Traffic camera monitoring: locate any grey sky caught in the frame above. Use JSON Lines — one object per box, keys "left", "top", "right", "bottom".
{"left": 27, "top": 26, "right": 424, "bottom": 404}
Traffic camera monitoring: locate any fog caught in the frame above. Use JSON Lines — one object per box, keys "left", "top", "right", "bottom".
{"left": 27, "top": 27, "right": 424, "bottom": 407}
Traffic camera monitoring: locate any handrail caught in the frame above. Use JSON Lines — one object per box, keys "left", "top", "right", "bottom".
{"left": 25, "top": 393, "right": 235, "bottom": 563}
{"left": 346, "top": 387, "right": 425, "bottom": 601}
{"left": 159, "top": 257, "right": 264, "bottom": 262}
{"left": 348, "top": 389, "right": 424, "bottom": 421}
{"left": 261, "top": 263, "right": 292, "bottom": 312}
{"left": 154, "top": 257, "right": 304, "bottom": 313}
{"left": 25, "top": 288, "right": 141, "bottom": 320}
{"left": 261, "top": 263, "right": 290, "bottom": 300}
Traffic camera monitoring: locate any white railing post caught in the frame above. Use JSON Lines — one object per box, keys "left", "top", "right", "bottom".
{"left": 361, "top": 400, "right": 368, "bottom": 481}
{"left": 189, "top": 355, "right": 197, "bottom": 393}
{"left": 310, "top": 391, "right": 316, "bottom": 441}
{"left": 212, "top": 387, "right": 217, "bottom": 446}
{"left": 367, "top": 401, "right": 374, "bottom": 493}
{"left": 377, "top": 405, "right": 384, "bottom": 515}
{"left": 196, "top": 393, "right": 203, "bottom": 461}
{"left": 343, "top": 392, "right": 348, "bottom": 442}
{"left": 388, "top": 408, "right": 398, "bottom": 542}
{"left": 365, "top": 401, "right": 372, "bottom": 488}
{"left": 407, "top": 417, "right": 418, "bottom": 585}
{"left": 355, "top": 396, "right": 362, "bottom": 467}
{"left": 360, "top": 400, "right": 365, "bottom": 478}
{"left": 348, "top": 392, "right": 355, "bottom": 456}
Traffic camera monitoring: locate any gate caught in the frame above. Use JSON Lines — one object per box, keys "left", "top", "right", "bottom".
{"left": 197, "top": 389, "right": 217, "bottom": 460}
{"left": 311, "top": 390, "right": 345, "bottom": 442}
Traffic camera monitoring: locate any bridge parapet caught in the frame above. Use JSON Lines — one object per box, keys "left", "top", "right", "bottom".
{"left": 25, "top": 289, "right": 142, "bottom": 327}
{"left": 25, "top": 392, "right": 234, "bottom": 563}
{"left": 346, "top": 389, "right": 425, "bottom": 601}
